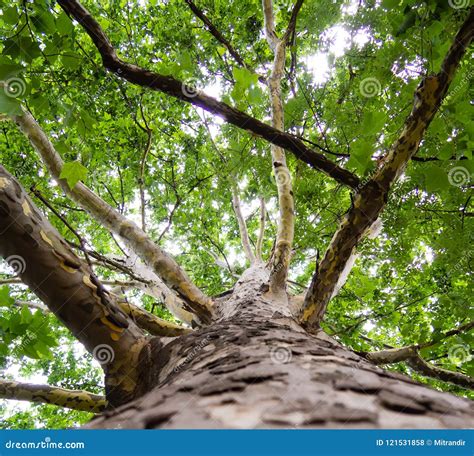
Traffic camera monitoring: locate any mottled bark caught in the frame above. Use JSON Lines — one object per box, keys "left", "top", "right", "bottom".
{"left": 0, "top": 165, "right": 149, "bottom": 406}
{"left": 263, "top": 0, "right": 303, "bottom": 293}
{"left": 0, "top": 379, "right": 106, "bottom": 413}
{"left": 299, "top": 8, "right": 474, "bottom": 329}
{"left": 87, "top": 282, "right": 474, "bottom": 429}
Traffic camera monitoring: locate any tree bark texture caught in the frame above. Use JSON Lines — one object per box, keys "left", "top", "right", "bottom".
{"left": 88, "top": 267, "right": 474, "bottom": 429}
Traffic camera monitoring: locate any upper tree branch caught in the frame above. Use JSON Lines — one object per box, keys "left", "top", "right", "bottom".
{"left": 256, "top": 197, "right": 266, "bottom": 262}
{"left": 299, "top": 7, "right": 474, "bottom": 329}
{"left": 184, "top": 0, "right": 246, "bottom": 68}
{"left": 11, "top": 110, "right": 213, "bottom": 325}
{"left": 283, "top": 0, "right": 304, "bottom": 44}
{"left": 265, "top": 0, "right": 303, "bottom": 292}
{"left": 0, "top": 379, "right": 107, "bottom": 413}
{"left": 231, "top": 185, "right": 256, "bottom": 264}
{"left": 56, "top": 0, "right": 360, "bottom": 189}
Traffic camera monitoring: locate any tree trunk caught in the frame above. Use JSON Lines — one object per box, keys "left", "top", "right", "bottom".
{"left": 88, "top": 266, "right": 474, "bottom": 429}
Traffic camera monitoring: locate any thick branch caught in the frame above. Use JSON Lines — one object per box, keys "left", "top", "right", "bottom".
{"left": 0, "top": 379, "right": 107, "bottom": 413}
{"left": 113, "top": 254, "right": 199, "bottom": 326}
{"left": 11, "top": 110, "right": 213, "bottom": 324}
{"left": 407, "top": 354, "right": 474, "bottom": 390}
{"left": 362, "top": 321, "right": 474, "bottom": 389}
{"left": 117, "top": 300, "right": 192, "bottom": 337}
{"left": 299, "top": 8, "right": 474, "bottom": 329}
{"left": 364, "top": 348, "right": 473, "bottom": 390}
{"left": 57, "top": 0, "right": 360, "bottom": 189}
{"left": 265, "top": 1, "right": 304, "bottom": 292}
{"left": 0, "top": 165, "right": 148, "bottom": 405}
{"left": 231, "top": 185, "right": 256, "bottom": 264}
{"left": 13, "top": 292, "right": 190, "bottom": 338}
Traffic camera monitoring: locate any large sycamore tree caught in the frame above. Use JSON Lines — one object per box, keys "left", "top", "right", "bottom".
{"left": 0, "top": 0, "right": 473, "bottom": 429}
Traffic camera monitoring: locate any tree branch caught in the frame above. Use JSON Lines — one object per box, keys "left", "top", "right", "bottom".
{"left": 265, "top": 0, "right": 305, "bottom": 292}
{"left": 11, "top": 109, "right": 213, "bottom": 324}
{"left": 407, "top": 354, "right": 474, "bottom": 390}
{"left": 116, "top": 299, "right": 192, "bottom": 337}
{"left": 184, "top": 0, "right": 247, "bottom": 68}
{"left": 231, "top": 185, "right": 256, "bottom": 264}
{"left": 0, "top": 165, "right": 148, "bottom": 405}
{"left": 299, "top": 7, "right": 474, "bottom": 329}
{"left": 139, "top": 123, "right": 152, "bottom": 232}
{"left": 56, "top": 0, "right": 360, "bottom": 189}
{"left": 11, "top": 292, "right": 191, "bottom": 338}
{"left": 0, "top": 379, "right": 107, "bottom": 413}
{"left": 256, "top": 197, "right": 266, "bottom": 262}
{"left": 361, "top": 321, "right": 474, "bottom": 389}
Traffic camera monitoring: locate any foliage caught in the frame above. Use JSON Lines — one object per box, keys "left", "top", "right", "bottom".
{"left": 0, "top": 0, "right": 472, "bottom": 428}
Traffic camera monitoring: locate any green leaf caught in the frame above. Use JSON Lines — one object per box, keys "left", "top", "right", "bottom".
{"left": 362, "top": 111, "right": 386, "bottom": 135}
{"left": 56, "top": 11, "right": 74, "bottom": 35}
{"left": 60, "top": 161, "right": 88, "bottom": 189}
{"left": 422, "top": 164, "right": 450, "bottom": 193}
{"left": 0, "top": 286, "right": 14, "bottom": 307}
{"left": 0, "top": 90, "right": 21, "bottom": 115}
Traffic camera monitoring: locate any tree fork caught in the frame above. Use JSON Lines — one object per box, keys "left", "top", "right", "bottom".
{"left": 11, "top": 110, "right": 213, "bottom": 324}
{"left": 299, "top": 7, "right": 474, "bottom": 329}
